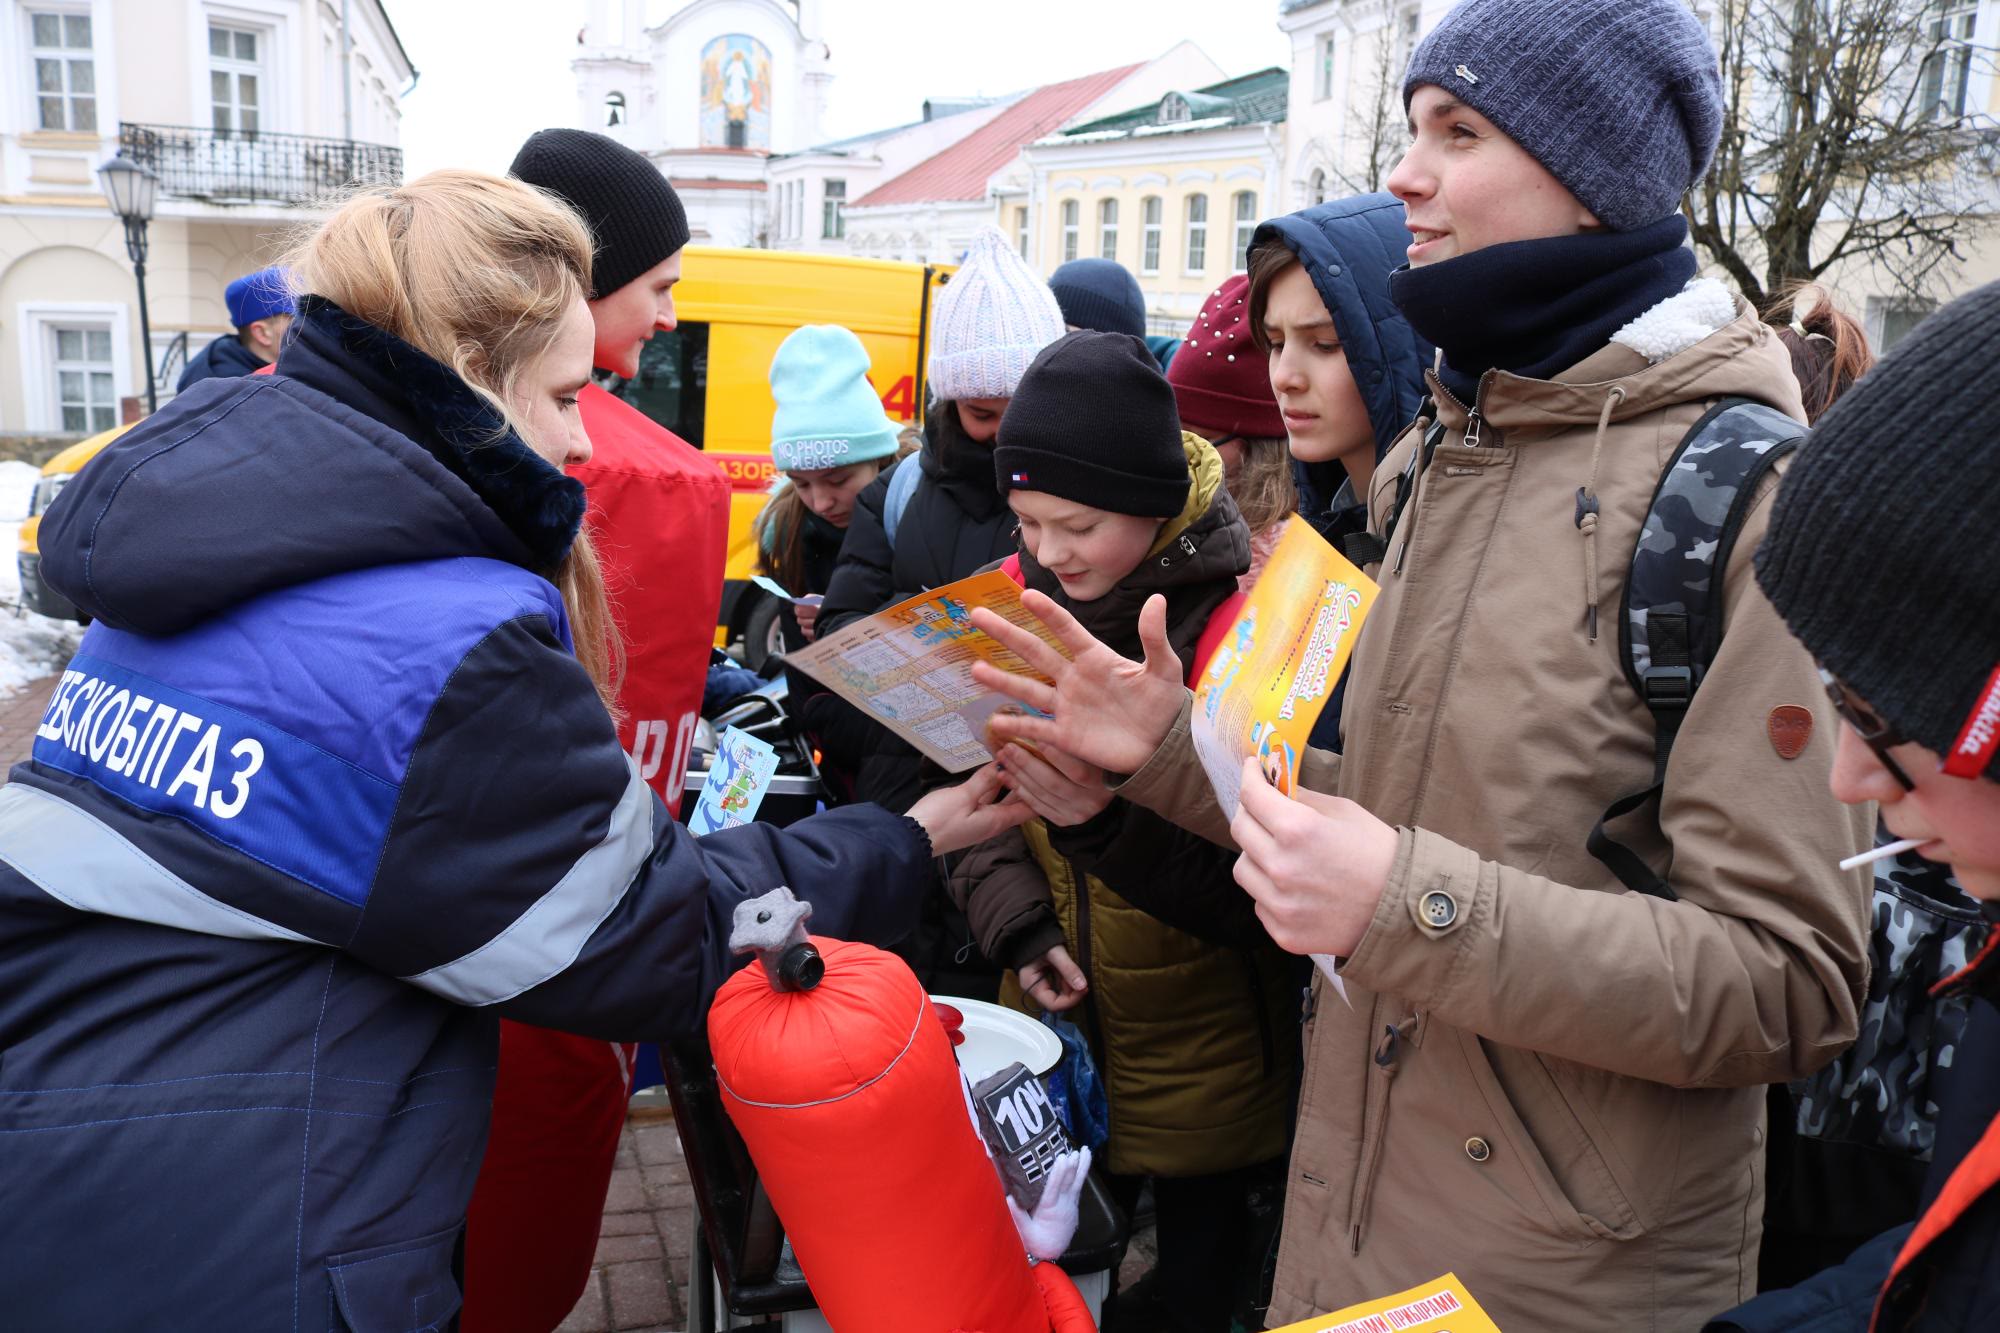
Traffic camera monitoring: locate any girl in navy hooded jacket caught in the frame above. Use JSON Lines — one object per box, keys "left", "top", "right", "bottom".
{"left": 0, "top": 169, "right": 1022, "bottom": 1330}
{"left": 1009, "top": 195, "right": 1432, "bottom": 956}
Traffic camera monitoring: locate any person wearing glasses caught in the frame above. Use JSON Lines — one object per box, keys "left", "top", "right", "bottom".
{"left": 1708, "top": 281, "right": 2000, "bottom": 1331}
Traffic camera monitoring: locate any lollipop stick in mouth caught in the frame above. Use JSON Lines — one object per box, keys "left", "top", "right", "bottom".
{"left": 1839, "top": 838, "right": 1925, "bottom": 872}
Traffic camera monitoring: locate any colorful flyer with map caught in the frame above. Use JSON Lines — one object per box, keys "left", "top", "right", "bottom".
{"left": 689, "top": 726, "right": 781, "bottom": 834}
{"left": 782, "top": 569, "right": 1068, "bottom": 772}
{"left": 1191, "top": 516, "right": 1378, "bottom": 820}
{"left": 1266, "top": 1273, "right": 1501, "bottom": 1333}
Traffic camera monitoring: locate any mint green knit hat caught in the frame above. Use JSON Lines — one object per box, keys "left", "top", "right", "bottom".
{"left": 768, "top": 325, "right": 903, "bottom": 472}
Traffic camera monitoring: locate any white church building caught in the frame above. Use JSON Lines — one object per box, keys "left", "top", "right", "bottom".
{"left": 572, "top": 0, "right": 832, "bottom": 247}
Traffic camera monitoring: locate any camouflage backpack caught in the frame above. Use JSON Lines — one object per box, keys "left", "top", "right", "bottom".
{"left": 1587, "top": 397, "right": 1806, "bottom": 899}
{"left": 1359, "top": 397, "right": 1805, "bottom": 889}
{"left": 1763, "top": 841, "right": 1985, "bottom": 1266}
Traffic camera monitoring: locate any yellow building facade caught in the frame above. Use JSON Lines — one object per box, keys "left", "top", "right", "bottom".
{"left": 1018, "top": 72, "right": 1288, "bottom": 335}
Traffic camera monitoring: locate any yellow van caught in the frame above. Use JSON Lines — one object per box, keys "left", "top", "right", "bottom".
{"left": 617, "top": 246, "right": 949, "bottom": 658}
{"left": 16, "top": 248, "right": 949, "bottom": 649}
{"left": 17, "top": 423, "right": 130, "bottom": 621}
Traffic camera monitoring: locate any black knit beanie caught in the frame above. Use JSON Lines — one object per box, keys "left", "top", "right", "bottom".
{"left": 509, "top": 129, "right": 691, "bottom": 298}
{"left": 994, "top": 330, "right": 1188, "bottom": 519}
{"left": 1755, "top": 278, "right": 2000, "bottom": 781}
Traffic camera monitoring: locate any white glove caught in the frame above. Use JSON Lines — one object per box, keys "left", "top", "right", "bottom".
{"left": 1006, "top": 1146, "right": 1091, "bottom": 1262}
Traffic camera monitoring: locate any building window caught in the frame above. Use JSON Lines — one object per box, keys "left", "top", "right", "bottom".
{"left": 604, "top": 91, "right": 626, "bottom": 127}
{"left": 1098, "top": 199, "right": 1119, "bottom": 261}
{"left": 1871, "top": 296, "right": 1937, "bottom": 349}
{"left": 1920, "top": 3, "right": 1978, "bottom": 120}
{"left": 1016, "top": 206, "right": 1029, "bottom": 258}
{"left": 1061, "top": 199, "right": 1080, "bottom": 264}
{"left": 51, "top": 326, "right": 118, "bottom": 433}
{"left": 822, "top": 179, "right": 846, "bottom": 239}
{"left": 1184, "top": 194, "right": 1208, "bottom": 274}
{"left": 1233, "top": 190, "right": 1258, "bottom": 271}
{"left": 1316, "top": 33, "right": 1337, "bottom": 101}
{"left": 727, "top": 119, "right": 747, "bottom": 149}
{"left": 29, "top": 10, "right": 95, "bottom": 132}
{"left": 1141, "top": 195, "right": 1162, "bottom": 274}
{"left": 1396, "top": 4, "right": 1422, "bottom": 67}
{"left": 1158, "top": 92, "right": 1192, "bottom": 125}
{"left": 1308, "top": 168, "right": 1328, "bottom": 206}
{"left": 209, "top": 23, "right": 263, "bottom": 137}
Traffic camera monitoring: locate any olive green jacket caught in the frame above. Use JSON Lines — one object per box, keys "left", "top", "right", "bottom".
{"left": 951, "top": 434, "right": 1300, "bottom": 1178}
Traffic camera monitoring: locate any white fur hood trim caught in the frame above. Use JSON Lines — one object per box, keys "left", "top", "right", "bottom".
{"left": 1611, "top": 277, "right": 1738, "bottom": 365}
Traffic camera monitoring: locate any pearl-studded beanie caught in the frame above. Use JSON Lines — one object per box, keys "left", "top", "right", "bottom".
{"left": 927, "top": 227, "right": 1066, "bottom": 403}
{"left": 1167, "top": 274, "right": 1283, "bottom": 439}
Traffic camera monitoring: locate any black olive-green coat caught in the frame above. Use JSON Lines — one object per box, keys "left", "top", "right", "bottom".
{"left": 950, "top": 434, "right": 1300, "bottom": 1178}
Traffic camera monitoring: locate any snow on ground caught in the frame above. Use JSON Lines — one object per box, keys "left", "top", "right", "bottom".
{"left": 0, "top": 460, "right": 83, "bottom": 699}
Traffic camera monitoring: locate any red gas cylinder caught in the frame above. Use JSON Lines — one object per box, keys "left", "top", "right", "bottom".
{"left": 709, "top": 937, "right": 1059, "bottom": 1333}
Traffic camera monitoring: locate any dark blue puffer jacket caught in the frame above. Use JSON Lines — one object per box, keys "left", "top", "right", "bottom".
{"left": 1252, "top": 192, "right": 1434, "bottom": 532}
{"left": 175, "top": 329, "right": 268, "bottom": 390}
{"left": 1253, "top": 192, "right": 1433, "bottom": 749}
{"left": 0, "top": 297, "right": 931, "bottom": 1330}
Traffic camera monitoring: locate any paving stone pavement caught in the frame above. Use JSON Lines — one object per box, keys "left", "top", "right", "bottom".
{"left": 557, "top": 1108, "right": 695, "bottom": 1333}
{"left": 566, "top": 1106, "right": 1155, "bottom": 1332}
{"left": 0, "top": 673, "right": 54, "bottom": 767}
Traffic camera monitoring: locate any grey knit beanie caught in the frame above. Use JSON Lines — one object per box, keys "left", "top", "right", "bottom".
{"left": 1404, "top": 0, "right": 1723, "bottom": 231}
{"left": 1755, "top": 279, "right": 2000, "bottom": 781}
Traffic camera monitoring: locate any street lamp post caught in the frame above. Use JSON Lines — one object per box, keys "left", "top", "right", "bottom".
{"left": 97, "top": 153, "right": 160, "bottom": 416}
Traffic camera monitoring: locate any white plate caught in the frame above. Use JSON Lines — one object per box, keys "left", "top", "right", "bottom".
{"left": 931, "top": 995, "right": 1064, "bottom": 1082}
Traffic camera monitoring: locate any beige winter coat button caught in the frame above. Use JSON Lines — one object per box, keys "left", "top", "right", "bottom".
{"left": 1465, "top": 1136, "right": 1491, "bottom": 1163}
{"left": 1417, "top": 889, "right": 1458, "bottom": 931}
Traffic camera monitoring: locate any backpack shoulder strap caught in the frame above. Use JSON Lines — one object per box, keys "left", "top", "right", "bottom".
{"left": 1587, "top": 397, "right": 1807, "bottom": 899}
{"left": 883, "top": 455, "right": 923, "bottom": 550}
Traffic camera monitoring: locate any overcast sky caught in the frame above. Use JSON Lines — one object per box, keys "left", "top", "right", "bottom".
{"left": 393, "top": 1, "right": 1295, "bottom": 179}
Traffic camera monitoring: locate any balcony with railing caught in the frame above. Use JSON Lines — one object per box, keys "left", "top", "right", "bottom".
{"left": 118, "top": 123, "right": 402, "bottom": 207}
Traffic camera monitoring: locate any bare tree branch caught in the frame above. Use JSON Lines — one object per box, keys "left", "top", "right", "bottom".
{"left": 1684, "top": 0, "right": 1997, "bottom": 321}
{"left": 1333, "top": 18, "right": 1405, "bottom": 197}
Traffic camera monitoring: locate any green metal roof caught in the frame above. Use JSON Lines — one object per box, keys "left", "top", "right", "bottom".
{"left": 1061, "top": 67, "right": 1288, "bottom": 136}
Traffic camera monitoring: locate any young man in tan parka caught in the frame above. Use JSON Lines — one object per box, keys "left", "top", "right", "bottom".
{"left": 969, "top": 1, "right": 1873, "bottom": 1327}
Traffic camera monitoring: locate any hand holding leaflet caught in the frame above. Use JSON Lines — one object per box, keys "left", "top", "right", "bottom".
{"left": 749, "top": 575, "right": 824, "bottom": 608}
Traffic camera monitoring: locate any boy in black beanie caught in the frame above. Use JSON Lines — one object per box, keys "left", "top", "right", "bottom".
{"left": 953, "top": 331, "right": 1298, "bottom": 1333}
{"left": 1708, "top": 281, "right": 2000, "bottom": 1332}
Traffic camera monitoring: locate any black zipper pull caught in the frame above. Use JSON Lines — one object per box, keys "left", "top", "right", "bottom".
{"left": 1373, "top": 1023, "right": 1400, "bottom": 1069}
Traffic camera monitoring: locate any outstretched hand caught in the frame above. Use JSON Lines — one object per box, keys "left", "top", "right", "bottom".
{"left": 969, "top": 590, "right": 1187, "bottom": 776}
{"left": 906, "top": 763, "right": 1033, "bottom": 856}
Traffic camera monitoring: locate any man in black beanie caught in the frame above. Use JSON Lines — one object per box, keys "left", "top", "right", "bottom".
{"left": 472, "top": 128, "right": 727, "bottom": 1333}
{"left": 1707, "top": 280, "right": 2000, "bottom": 1332}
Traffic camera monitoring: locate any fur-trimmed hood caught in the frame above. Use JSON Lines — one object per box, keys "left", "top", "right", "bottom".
{"left": 40, "top": 296, "right": 587, "bottom": 636}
